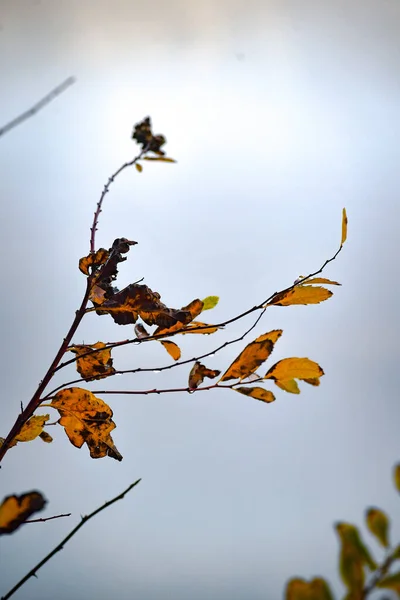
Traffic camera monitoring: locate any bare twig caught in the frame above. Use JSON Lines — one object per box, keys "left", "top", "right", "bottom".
{"left": 0, "top": 480, "right": 141, "bottom": 600}
{"left": 0, "top": 77, "right": 76, "bottom": 138}
{"left": 24, "top": 513, "right": 71, "bottom": 524}
{"left": 361, "top": 547, "right": 399, "bottom": 598}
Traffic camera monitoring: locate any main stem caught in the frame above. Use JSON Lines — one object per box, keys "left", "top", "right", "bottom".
{"left": 0, "top": 280, "right": 91, "bottom": 462}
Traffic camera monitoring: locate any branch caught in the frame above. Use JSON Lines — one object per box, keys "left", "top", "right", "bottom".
{"left": 361, "top": 547, "right": 399, "bottom": 598}
{"left": 0, "top": 480, "right": 141, "bottom": 600}
{"left": 52, "top": 241, "right": 344, "bottom": 376}
{"left": 24, "top": 513, "right": 71, "bottom": 524}
{"left": 0, "top": 77, "right": 76, "bottom": 138}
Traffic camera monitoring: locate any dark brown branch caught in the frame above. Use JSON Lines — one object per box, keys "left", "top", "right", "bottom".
{"left": 52, "top": 241, "right": 344, "bottom": 376}
{"left": 0, "top": 480, "right": 141, "bottom": 600}
{"left": 24, "top": 513, "right": 71, "bottom": 524}
{"left": 0, "top": 77, "right": 76, "bottom": 138}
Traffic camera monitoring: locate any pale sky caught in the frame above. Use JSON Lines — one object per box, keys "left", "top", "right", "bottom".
{"left": 0, "top": 1, "right": 399, "bottom": 599}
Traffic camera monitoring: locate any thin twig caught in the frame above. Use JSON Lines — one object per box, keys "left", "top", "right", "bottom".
{"left": 0, "top": 480, "right": 141, "bottom": 600}
{"left": 24, "top": 513, "right": 71, "bottom": 524}
{"left": 0, "top": 77, "right": 76, "bottom": 138}
{"left": 90, "top": 145, "right": 149, "bottom": 252}
{"left": 361, "top": 547, "right": 399, "bottom": 598}
{"left": 52, "top": 242, "right": 343, "bottom": 377}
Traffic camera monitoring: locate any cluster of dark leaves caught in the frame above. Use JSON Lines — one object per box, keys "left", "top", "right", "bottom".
{"left": 132, "top": 116, "right": 166, "bottom": 155}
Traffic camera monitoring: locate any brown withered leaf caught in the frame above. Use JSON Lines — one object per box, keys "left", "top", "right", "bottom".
{"left": 160, "top": 341, "right": 181, "bottom": 361}
{"left": 153, "top": 299, "right": 204, "bottom": 336}
{"left": 50, "top": 388, "right": 122, "bottom": 461}
{"left": 341, "top": 207, "right": 348, "bottom": 245}
{"left": 39, "top": 431, "right": 53, "bottom": 443}
{"left": 180, "top": 321, "right": 221, "bottom": 335}
{"left": 8, "top": 415, "right": 50, "bottom": 449}
{"left": 264, "top": 357, "right": 324, "bottom": 393}
{"left": 79, "top": 248, "right": 110, "bottom": 276}
{"left": 268, "top": 286, "right": 332, "bottom": 307}
{"left": 0, "top": 491, "right": 46, "bottom": 535}
{"left": 188, "top": 362, "right": 221, "bottom": 389}
{"left": 91, "top": 238, "right": 137, "bottom": 299}
{"left": 69, "top": 342, "right": 115, "bottom": 381}
{"left": 99, "top": 285, "right": 203, "bottom": 329}
{"left": 235, "top": 387, "right": 275, "bottom": 403}
{"left": 220, "top": 330, "right": 283, "bottom": 382}
{"left": 134, "top": 323, "right": 150, "bottom": 338}
{"left": 132, "top": 116, "right": 166, "bottom": 155}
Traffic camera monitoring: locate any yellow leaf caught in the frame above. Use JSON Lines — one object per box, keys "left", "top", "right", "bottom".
{"left": 160, "top": 340, "right": 181, "bottom": 361}
{"left": 341, "top": 207, "right": 348, "bottom": 245}
{"left": 143, "top": 156, "right": 176, "bottom": 163}
{"left": 69, "top": 342, "right": 115, "bottom": 381}
{"left": 201, "top": 296, "right": 219, "bottom": 311}
{"left": 275, "top": 379, "right": 300, "bottom": 394}
{"left": 268, "top": 286, "right": 332, "bottom": 307}
{"left": 188, "top": 362, "right": 220, "bottom": 389}
{"left": 285, "top": 578, "right": 334, "bottom": 600}
{"left": 39, "top": 431, "right": 53, "bottom": 443}
{"left": 265, "top": 357, "right": 324, "bottom": 392}
{"left": 135, "top": 162, "right": 143, "bottom": 172}
{"left": 394, "top": 463, "right": 400, "bottom": 493}
{"left": 9, "top": 415, "right": 50, "bottom": 448}
{"left": 50, "top": 387, "right": 122, "bottom": 461}
{"left": 366, "top": 507, "right": 390, "bottom": 548}
{"left": 235, "top": 387, "right": 275, "bottom": 403}
{"left": 79, "top": 248, "right": 110, "bottom": 275}
{"left": 302, "top": 277, "right": 341, "bottom": 286}
{"left": 220, "top": 330, "right": 283, "bottom": 382}
{"left": 0, "top": 491, "right": 46, "bottom": 535}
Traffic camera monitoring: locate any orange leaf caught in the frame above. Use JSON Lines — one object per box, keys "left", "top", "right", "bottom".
{"left": 160, "top": 340, "right": 181, "bottom": 361}
{"left": 268, "top": 286, "right": 332, "bottom": 307}
{"left": 0, "top": 491, "right": 46, "bottom": 535}
{"left": 301, "top": 277, "right": 341, "bottom": 286}
{"left": 79, "top": 248, "right": 110, "bottom": 275}
{"left": 180, "top": 321, "right": 220, "bottom": 335}
{"left": 50, "top": 388, "right": 122, "bottom": 461}
{"left": 188, "top": 362, "right": 220, "bottom": 389}
{"left": 235, "top": 387, "right": 275, "bottom": 403}
{"left": 69, "top": 342, "right": 115, "bottom": 381}
{"left": 220, "top": 330, "right": 282, "bottom": 382}
{"left": 153, "top": 299, "right": 204, "bottom": 335}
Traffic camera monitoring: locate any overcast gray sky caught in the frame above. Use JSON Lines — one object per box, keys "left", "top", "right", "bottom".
{"left": 0, "top": 1, "right": 399, "bottom": 599}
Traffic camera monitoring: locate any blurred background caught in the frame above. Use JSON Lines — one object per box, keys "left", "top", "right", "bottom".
{"left": 0, "top": 1, "right": 399, "bottom": 598}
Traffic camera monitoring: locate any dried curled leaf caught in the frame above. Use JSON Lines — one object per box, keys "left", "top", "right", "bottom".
{"left": 160, "top": 341, "right": 181, "bottom": 361}
{"left": 268, "top": 286, "right": 332, "bottom": 307}
{"left": 50, "top": 388, "right": 122, "bottom": 461}
{"left": 69, "top": 342, "right": 115, "bottom": 381}
{"left": 39, "top": 431, "right": 53, "bottom": 443}
{"left": 188, "top": 362, "right": 220, "bottom": 389}
{"left": 180, "top": 321, "right": 220, "bottom": 335}
{"left": 235, "top": 387, "right": 275, "bottom": 403}
{"left": 0, "top": 491, "right": 46, "bottom": 535}
{"left": 143, "top": 156, "right": 176, "bottom": 163}
{"left": 132, "top": 116, "right": 167, "bottom": 155}
{"left": 89, "top": 238, "right": 137, "bottom": 300}
{"left": 264, "top": 358, "right": 324, "bottom": 393}
{"left": 220, "top": 330, "right": 283, "bottom": 382}
{"left": 153, "top": 299, "right": 205, "bottom": 336}
{"left": 285, "top": 577, "right": 334, "bottom": 600}
{"left": 341, "top": 207, "right": 348, "bottom": 245}
{"left": 365, "top": 507, "right": 390, "bottom": 548}
{"left": 97, "top": 284, "right": 202, "bottom": 329}
{"left": 79, "top": 248, "right": 110, "bottom": 275}
{"left": 8, "top": 415, "right": 50, "bottom": 449}
{"left": 336, "top": 522, "right": 377, "bottom": 595}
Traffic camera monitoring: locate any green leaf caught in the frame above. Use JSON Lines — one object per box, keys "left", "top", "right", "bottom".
{"left": 336, "top": 522, "right": 377, "bottom": 594}
{"left": 201, "top": 296, "right": 219, "bottom": 311}
{"left": 365, "top": 507, "right": 390, "bottom": 548}
{"left": 377, "top": 570, "right": 400, "bottom": 594}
